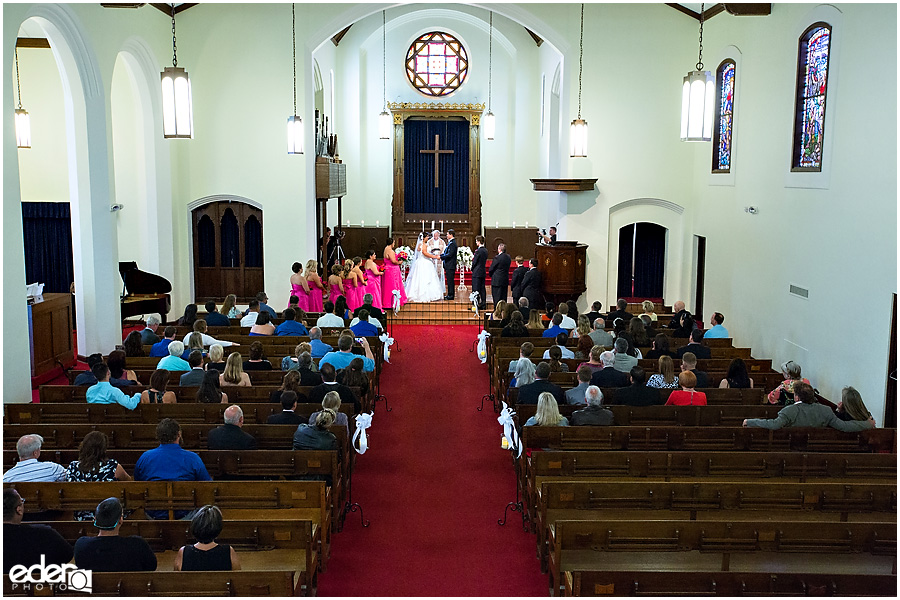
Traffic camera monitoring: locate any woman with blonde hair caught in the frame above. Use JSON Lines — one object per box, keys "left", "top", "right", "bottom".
{"left": 491, "top": 300, "right": 507, "bottom": 324}
{"left": 220, "top": 294, "right": 240, "bottom": 319}
{"left": 647, "top": 355, "right": 679, "bottom": 389}
{"left": 206, "top": 344, "right": 226, "bottom": 372}
{"left": 220, "top": 352, "right": 251, "bottom": 387}
{"left": 524, "top": 392, "right": 569, "bottom": 426}
{"left": 576, "top": 345, "right": 605, "bottom": 373}
{"left": 836, "top": 386, "right": 874, "bottom": 424}
{"left": 526, "top": 308, "right": 544, "bottom": 330}
{"left": 641, "top": 300, "right": 658, "bottom": 322}
{"left": 327, "top": 264, "right": 345, "bottom": 302}
{"left": 187, "top": 332, "right": 206, "bottom": 356}
{"left": 309, "top": 390, "right": 349, "bottom": 434}
{"left": 304, "top": 260, "right": 325, "bottom": 312}
{"left": 573, "top": 315, "right": 592, "bottom": 339}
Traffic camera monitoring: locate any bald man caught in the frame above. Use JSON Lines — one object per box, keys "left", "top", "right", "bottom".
{"left": 207, "top": 405, "right": 257, "bottom": 450}
{"left": 667, "top": 300, "right": 688, "bottom": 329}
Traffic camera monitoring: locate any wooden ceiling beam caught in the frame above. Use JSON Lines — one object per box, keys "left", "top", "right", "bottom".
{"left": 149, "top": 3, "right": 198, "bottom": 17}
{"left": 665, "top": 3, "right": 725, "bottom": 21}
{"left": 100, "top": 3, "right": 146, "bottom": 8}
{"left": 16, "top": 37, "right": 51, "bottom": 49}
{"left": 331, "top": 24, "right": 352, "bottom": 47}
{"left": 723, "top": 3, "right": 771, "bottom": 16}
{"left": 524, "top": 27, "right": 544, "bottom": 47}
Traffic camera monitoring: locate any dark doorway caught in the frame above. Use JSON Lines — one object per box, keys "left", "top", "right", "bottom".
{"left": 616, "top": 223, "right": 666, "bottom": 300}
{"left": 192, "top": 201, "right": 264, "bottom": 302}
{"left": 885, "top": 294, "right": 897, "bottom": 428}
{"left": 694, "top": 235, "right": 707, "bottom": 320}
{"left": 21, "top": 202, "right": 75, "bottom": 294}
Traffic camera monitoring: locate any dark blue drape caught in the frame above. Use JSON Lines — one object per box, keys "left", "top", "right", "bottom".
{"left": 244, "top": 215, "right": 263, "bottom": 268}
{"left": 616, "top": 224, "right": 635, "bottom": 299}
{"left": 220, "top": 209, "right": 239, "bottom": 268}
{"left": 197, "top": 215, "right": 215, "bottom": 267}
{"left": 617, "top": 223, "right": 666, "bottom": 299}
{"left": 404, "top": 119, "right": 469, "bottom": 214}
{"left": 21, "top": 202, "right": 74, "bottom": 294}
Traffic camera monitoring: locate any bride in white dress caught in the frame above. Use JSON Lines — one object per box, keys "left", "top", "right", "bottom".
{"left": 405, "top": 232, "right": 445, "bottom": 302}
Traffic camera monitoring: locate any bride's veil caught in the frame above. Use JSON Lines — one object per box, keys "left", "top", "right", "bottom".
{"left": 405, "top": 232, "right": 425, "bottom": 283}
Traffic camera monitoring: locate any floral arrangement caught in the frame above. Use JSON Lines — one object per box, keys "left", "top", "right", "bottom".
{"left": 457, "top": 245, "right": 474, "bottom": 270}
{"left": 395, "top": 246, "right": 413, "bottom": 267}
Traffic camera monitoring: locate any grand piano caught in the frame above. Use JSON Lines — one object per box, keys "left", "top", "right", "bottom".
{"left": 119, "top": 262, "right": 172, "bottom": 323}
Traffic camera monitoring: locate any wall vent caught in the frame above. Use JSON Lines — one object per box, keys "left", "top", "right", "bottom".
{"left": 789, "top": 284, "right": 809, "bottom": 299}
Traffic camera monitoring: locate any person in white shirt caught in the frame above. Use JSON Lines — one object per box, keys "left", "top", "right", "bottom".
{"left": 316, "top": 301, "right": 345, "bottom": 328}
{"left": 3, "top": 435, "right": 66, "bottom": 482}
{"left": 181, "top": 320, "right": 237, "bottom": 348}
{"left": 543, "top": 333, "right": 575, "bottom": 359}
{"left": 557, "top": 302, "right": 576, "bottom": 330}
{"left": 239, "top": 300, "right": 261, "bottom": 328}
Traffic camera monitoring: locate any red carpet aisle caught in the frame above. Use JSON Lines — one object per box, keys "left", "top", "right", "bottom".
{"left": 318, "top": 324, "right": 546, "bottom": 596}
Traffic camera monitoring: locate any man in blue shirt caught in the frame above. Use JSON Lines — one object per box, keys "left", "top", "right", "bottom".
{"left": 275, "top": 308, "right": 309, "bottom": 336}
{"left": 319, "top": 335, "right": 376, "bottom": 372}
{"left": 203, "top": 301, "right": 231, "bottom": 327}
{"left": 349, "top": 309, "right": 379, "bottom": 338}
{"left": 149, "top": 326, "right": 177, "bottom": 357}
{"left": 308, "top": 327, "right": 333, "bottom": 358}
{"left": 86, "top": 363, "right": 141, "bottom": 410}
{"left": 543, "top": 313, "right": 566, "bottom": 338}
{"left": 703, "top": 312, "right": 730, "bottom": 339}
{"left": 134, "top": 419, "right": 211, "bottom": 519}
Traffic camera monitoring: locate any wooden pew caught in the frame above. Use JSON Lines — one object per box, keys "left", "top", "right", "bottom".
{"left": 507, "top": 386, "right": 765, "bottom": 406}
{"left": 514, "top": 404, "right": 784, "bottom": 427}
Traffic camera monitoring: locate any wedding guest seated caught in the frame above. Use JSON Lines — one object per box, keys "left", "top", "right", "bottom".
{"left": 641, "top": 300, "right": 658, "bottom": 322}
{"left": 350, "top": 309, "right": 379, "bottom": 337}
{"left": 334, "top": 296, "right": 351, "bottom": 321}
{"left": 543, "top": 332, "right": 575, "bottom": 360}
{"left": 640, "top": 314, "right": 658, "bottom": 339}
{"left": 677, "top": 328, "right": 711, "bottom": 359}
{"left": 574, "top": 335, "right": 594, "bottom": 361}
{"left": 645, "top": 334, "right": 676, "bottom": 359}
{"left": 704, "top": 312, "right": 729, "bottom": 338}
{"left": 570, "top": 386, "right": 614, "bottom": 426}
{"left": 73, "top": 497, "right": 156, "bottom": 572}
{"left": 588, "top": 318, "right": 613, "bottom": 348}
{"left": 254, "top": 292, "right": 278, "bottom": 319}
{"left": 612, "top": 337, "right": 638, "bottom": 373}
{"left": 337, "top": 357, "right": 370, "bottom": 401}
{"left": 508, "top": 342, "right": 535, "bottom": 373}
{"left": 3, "top": 435, "right": 66, "bottom": 482}
{"left": 207, "top": 405, "right": 257, "bottom": 450}
{"left": 240, "top": 341, "right": 271, "bottom": 371}
{"left": 524, "top": 392, "right": 570, "bottom": 426}
{"left": 203, "top": 300, "right": 231, "bottom": 327}
{"left": 74, "top": 353, "right": 104, "bottom": 386}
{"left": 565, "top": 366, "right": 593, "bottom": 405}
{"left": 566, "top": 301, "right": 580, "bottom": 326}
{"left": 87, "top": 363, "right": 141, "bottom": 409}
{"left": 542, "top": 302, "right": 555, "bottom": 325}
{"left": 309, "top": 327, "right": 333, "bottom": 357}
{"left": 293, "top": 408, "right": 339, "bottom": 451}
{"left": 517, "top": 297, "right": 530, "bottom": 322}
{"left": 590, "top": 351, "right": 630, "bottom": 388}
{"left": 249, "top": 311, "right": 276, "bottom": 336}
{"left": 282, "top": 342, "right": 304, "bottom": 371}
{"left": 628, "top": 317, "right": 650, "bottom": 348}
{"left": 139, "top": 369, "right": 176, "bottom": 404}
{"left": 184, "top": 332, "right": 205, "bottom": 360}
{"left": 285, "top": 350, "right": 321, "bottom": 386}
{"left": 584, "top": 301, "right": 603, "bottom": 326}
{"left": 719, "top": 357, "right": 754, "bottom": 389}
{"left": 107, "top": 350, "right": 138, "bottom": 386}
{"left": 221, "top": 294, "right": 240, "bottom": 319}
{"left": 491, "top": 300, "right": 507, "bottom": 325}
{"left": 517, "top": 362, "right": 565, "bottom": 405}
{"left": 680, "top": 352, "right": 709, "bottom": 388}
{"left": 3, "top": 488, "right": 73, "bottom": 574}
{"left": 572, "top": 315, "right": 591, "bottom": 341}
{"left": 140, "top": 315, "right": 161, "bottom": 345}
{"left": 269, "top": 370, "right": 308, "bottom": 405}
{"left": 647, "top": 356, "right": 680, "bottom": 389}
{"left": 526, "top": 308, "right": 545, "bottom": 330}
{"left": 672, "top": 310, "right": 696, "bottom": 338}
{"left": 321, "top": 335, "right": 375, "bottom": 372}
{"left": 547, "top": 346, "right": 569, "bottom": 373}
{"left": 309, "top": 391, "right": 349, "bottom": 435}
{"left": 576, "top": 345, "right": 605, "bottom": 374}
{"left": 206, "top": 344, "right": 226, "bottom": 372}
{"left": 316, "top": 301, "right": 343, "bottom": 327}
{"left": 286, "top": 295, "right": 300, "bottom": 312}
{"left": 500, "top": 303, "right": 516, "bottom": 328}
{"left": 123, "top": 331, "right": 144, "bottom": 357}
{"left": 557, "top": 302, "right": 576, "bottom": 330}
{"left": 197, "top": 370, "right": 229, "bottom": 404}
{"left": 614, "top": 328, "right": 640, "bottom": 358}
{"left": 500, "top": 310, "right": 530, "bottom": 338}
{"left": 767, "top": 361, "right": 811, "bottom": 405}
{"left": 179, "top": 351, "right": 206, "bottom": 386}
{"left": 665, "top": 371, "right": 707, "bottom": 406}
{"left": 240, "top": 299, "right": 260, "bottom": 327}
{"left": 220, "top": 352, "right": 251, "bottom": 387}
{"left": 666, "top": 300, "right": 687, "bottom": 329}
{"left": 268, "top": 391, "right": 306, "bottom": 425}
{"left": 176, "top": 303, "right": 199, "bottom": 328}
{"left": 157, "top": 341, "right": 190, "bottom": 372}
{"left": 353, "top": 294, "right": 386, "bottom": 329}
{"left": 835, "top": 386, "right": 875, "bottom": 424}
{"left": 614, "top": 366, "right": 662, "bottom": 407}
{"left": 606, "top": 298, "right": 633, "bottom": 324}
{"left": 149, "top": 326, "right": 178, "bottom": 357}
{"left": 542, "top": 313, "right": 566, "bottom": 338}
{"left": 275, "top": 308, "right": 308, "bottom": 336}
{"left": 744, "top": 382, "right": 875, "bottom": 431}
{"left": 310, "top": 363, "right": 360, "bottom": 414}
{"left": 182, "top": 319, "right": 236, "bottom": 348}
{"left": 174, "top": 505, "right": 241, "bottom": 571}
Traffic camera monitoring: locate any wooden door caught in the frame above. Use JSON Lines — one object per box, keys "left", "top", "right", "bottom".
{"left": 192, "top": 201, "right": 264, "bottom": 303}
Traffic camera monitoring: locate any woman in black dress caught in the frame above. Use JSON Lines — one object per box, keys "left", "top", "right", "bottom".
{"left": 174, "top": 505, "right": 241, "bottom": 571}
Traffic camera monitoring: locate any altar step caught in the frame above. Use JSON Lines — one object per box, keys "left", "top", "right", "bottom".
{"left": 388, "top": 292, "right": 496, "bottom": 325}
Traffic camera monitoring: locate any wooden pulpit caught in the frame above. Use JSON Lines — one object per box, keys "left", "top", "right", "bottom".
{"left": 534, "top": 243, "right": 588, "bottom": 305}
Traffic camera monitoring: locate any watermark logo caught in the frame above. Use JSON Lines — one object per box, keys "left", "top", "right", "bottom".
{"left": 8, "top": 554, "right": 92, "bottom": 593}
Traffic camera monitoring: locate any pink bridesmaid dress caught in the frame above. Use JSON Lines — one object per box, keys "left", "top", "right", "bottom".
{"left": 344, "top": 278, "right": 361, "bottom": 311}
{"left": 329, "top": 281, "right": 344, "bottom": 304}
{"left": 381, "top": 257, "right": 407, "bottom": 309}
{"left": 307, "top": 276, "right": 325, "bottom": 312}
{"left": 290, "top": 283, "right": 310, "bottom": 312}
{"left": 364, "top": 265, "right": 384, "bottom": 309}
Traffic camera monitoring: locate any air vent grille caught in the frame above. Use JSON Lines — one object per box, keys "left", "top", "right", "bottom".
{"left": 789, "top": 284, "right": 809, "bottom": 299}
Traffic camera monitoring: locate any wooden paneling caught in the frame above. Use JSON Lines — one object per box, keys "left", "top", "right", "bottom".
{"left": 28, "top": 293, "right": 74, "bottom": 377}
{"left": 536, "top": 244, "right": 588, "bottom": 304}
{"left": 483, "top": 228, "right": 540, "bottom": 260}
{"left": 315, "top": 162, "right": 347, "bottom": 199}
{"left": 192, "top": 202, "right": 264, "bottom": 303}
{"left": 337, "top": 226, "right": 390, "bottom": 261}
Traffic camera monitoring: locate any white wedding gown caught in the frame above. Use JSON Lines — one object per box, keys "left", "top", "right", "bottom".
{"left": 405, "top": 242, "right": 445, "bottom": 302}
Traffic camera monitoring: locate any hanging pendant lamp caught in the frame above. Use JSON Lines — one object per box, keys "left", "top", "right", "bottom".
{"left": 161, "top": 3, "right": 193, "bottom": 138}
{"left": 483, "top": 10, "right": 496, "bottom": 140}
{"left": 287, "top": 3, "right": 303, "bottom": 153}
{"left": 569, "top": 3, "right": 587, "bottom": 157}
{"left": 14, "top": 48, "right": 31, "bottom": 148}
{"left": 680, "top": 2, "right": 714, "bottom": 141}
{"left": 378, "top": 10, "right": 391, "bottom": 139}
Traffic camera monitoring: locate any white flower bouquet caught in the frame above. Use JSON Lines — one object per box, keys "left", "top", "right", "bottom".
{"left": 457, "top": 245, "right": 474, "bottom": 270}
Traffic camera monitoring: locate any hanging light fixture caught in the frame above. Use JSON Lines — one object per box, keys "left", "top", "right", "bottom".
{"left": 287, "top": 3, "right": 303, "bottom": 153}
{"left": 160, "top": 3, "right": 193, "bottom": 138}
{"left": 680, "top": 2, "right": 714, "bottom": 141}
{"left": 569, "top": 3, "right": 588, "bottom": 157}
{"left": 483, "top": 11, "right": 496, "bottom": 140}
{"left": 378, "top": 10, "right": 391, "bottom": 139}
{"left": 14, "top": 48, "right": 31, "bottom": 149}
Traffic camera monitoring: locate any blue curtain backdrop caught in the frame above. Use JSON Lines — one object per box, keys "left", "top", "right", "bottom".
{"left": 404, "top": 119, "right": 469, "bottom": 214}
{"left": 617, "top": 223, "right": 667, "bottom": 299}
{"left": 21, "top": 202, "right": 74, "bottom": 294}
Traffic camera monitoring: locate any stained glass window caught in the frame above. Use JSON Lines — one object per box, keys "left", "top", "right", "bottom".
{"left": 792, "top": 23, "right": 831, "bottom": 171}
{"left": 406, "top": 32, "right": 468, "bottom": 97}
{"left": 712, "top": 60, "right": 735, "bottom": 173}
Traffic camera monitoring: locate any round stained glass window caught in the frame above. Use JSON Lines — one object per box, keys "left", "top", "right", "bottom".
{"left": 406, "top": 31, "right": 469, "bottom": 97}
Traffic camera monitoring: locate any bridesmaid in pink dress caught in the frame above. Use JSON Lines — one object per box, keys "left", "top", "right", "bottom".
{"left": 381, "top": 238, "right": 407, "bottom": 308}
{"left": 342, "top": 260, "right": 361, "bottom": 311}
{"left": 289, "top": 262, "right": 310, "bottom": 312}
{"left": 327, "top": 264, "right": 345, "bottom": 304}
{"left": 304, "top": 259, "right": 325, "bottom": 312}
{"left": 350, "top": 257, "right": 368, "bottom": 310}
{"left": 363, "top": 250, "right": 384, "bottom": 309}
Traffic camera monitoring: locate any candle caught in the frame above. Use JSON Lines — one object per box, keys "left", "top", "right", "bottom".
{"left": 431, "top": 220, "right": 435, "bottom": 230}
{"left": 441, "top": 220, "right": 444, "bottom": 230}
{"left": 495, "top": 221, "right": 499, "bottom": 228}
{"left": 361, "top": 220, "right": 365, "bottom": 226}
{"left": 346, "top": 219, "right": 350, "bottom": 227}
{"left": 525, "top": 221, "right": 529, "bottom": 228}
{"left": 513, "top": 221, "right": 516, "bottom": 228}
{"left": 376, "top": 220, "right": 380, "bottom": 227}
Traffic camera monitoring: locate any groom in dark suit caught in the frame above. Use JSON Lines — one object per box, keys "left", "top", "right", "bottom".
{"left": 489, "top": 243, "right": 512, "bottom": 307}
{"left": 440, "top": 229, "right": 458, "bottom": 300}
{"left": 470, "top": 236, "right": 488, "bottom": 309}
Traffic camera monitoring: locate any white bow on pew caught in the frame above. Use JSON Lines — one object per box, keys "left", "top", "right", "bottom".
{"left": 378, "top": 333, "right": 394, "bottom": 363}
{"left": 476, "top": 329, "right": 491, "bottom": 364}
{"left": 392, "top": 289, "right": 402, "bottom": 313}
{"left": 353, "top": 412, "right": 373, "bottom": 454}
{"left": 469, "top": 291, "right": 480, "bottom": 316}
{"left": 497, "top": 401, "right": 522, "bottom": 459}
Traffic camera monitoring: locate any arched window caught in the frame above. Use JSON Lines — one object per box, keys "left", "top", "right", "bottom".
{"left": 406, "top": 31, "right": 468, "bottom": 96}
{"left": 792, "top": 23, "right": 831, "bottom": 172}
{"left": 712, "top": 60, "right": 735, "bottom": 173}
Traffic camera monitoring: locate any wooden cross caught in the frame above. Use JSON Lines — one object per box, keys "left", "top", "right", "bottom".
{"left": 419, "top": 134, "right": 455, "bottom": 188}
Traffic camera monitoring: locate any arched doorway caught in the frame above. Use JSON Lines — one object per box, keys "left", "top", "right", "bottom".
{"left": 616, "top": 222, "right": 667, "bottom": 300}
{"left": 192, "top": 200, "right": 264, "bottom": 302}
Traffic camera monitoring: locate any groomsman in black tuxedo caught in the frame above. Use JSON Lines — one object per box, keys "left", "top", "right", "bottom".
{"left": 489, "top": 243, "right": 512, "bottom": 306}
{"left": 470, "top": 236, "right": 488, "bottom": 310}
{"left": 440, "top": 229, "right": 458, "bottom": 300}
{"left": 510, "top": 255, "right": 527, "bottom": 305}
{"left": 522, "top": 255, "right": 543, "bottom": 309}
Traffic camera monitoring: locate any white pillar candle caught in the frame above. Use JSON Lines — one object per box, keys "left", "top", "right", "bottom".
{"left": 431, "top": 220, "right": 435, "bottom": 230}
{"left": 376, "top": 220, "right": 380, "bottom": 227}
{"left": 361, "top": 220, "right": 365, "bottom": 226}
{"left": 441, "top": 220, "right": 444, "bottom": 230}
{"left": 525, "top": 221, "right": 529, "bottom": 228}
{"left": 513, "top": 221, "right": 516, "bottom": 228}
{"left": 495, "top": 221, "right": 499, "bottom": 228}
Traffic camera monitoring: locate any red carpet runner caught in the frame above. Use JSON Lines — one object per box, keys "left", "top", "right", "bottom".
{"left": 318, "top": 324, "right": 546, "bottom": 596}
